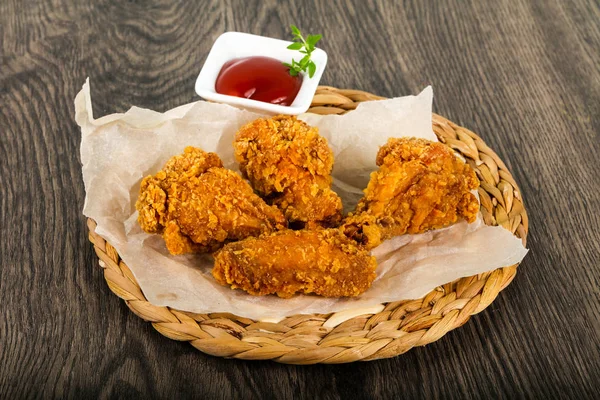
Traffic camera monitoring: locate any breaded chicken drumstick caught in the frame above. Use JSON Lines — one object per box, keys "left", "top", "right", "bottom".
{"left": 234, "top": 115, "right": 343, "bottom": 229}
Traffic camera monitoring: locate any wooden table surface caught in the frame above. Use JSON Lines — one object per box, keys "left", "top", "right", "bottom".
{"left": 2, "top": 0, "right": 599, "bottom": 398}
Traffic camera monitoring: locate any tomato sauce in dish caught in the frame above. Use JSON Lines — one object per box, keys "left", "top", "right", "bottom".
{"left": 215, "top": 56, "right": 302, "bottom": 106}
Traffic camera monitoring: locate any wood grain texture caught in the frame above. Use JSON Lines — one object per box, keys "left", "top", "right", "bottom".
{"left": 1, "top": 0, "right": 599, "bottom": 398}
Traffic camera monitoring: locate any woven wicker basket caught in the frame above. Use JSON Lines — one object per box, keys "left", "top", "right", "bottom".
{"left": 87, "top": 87, "right": 528, "bottom": 364}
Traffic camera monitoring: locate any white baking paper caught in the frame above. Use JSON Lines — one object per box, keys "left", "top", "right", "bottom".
{"left": 77, "top": 78, "right": 528, "bottom": 321}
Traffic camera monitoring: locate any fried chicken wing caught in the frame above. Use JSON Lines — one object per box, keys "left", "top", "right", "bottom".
{"left": 212, "top": 229, "right": 377, "bottom": 298}
{"left": 342, "top": 138, "right": 480, "bottom": 249}
{"left": 234, "top": 115, "right": 343, "bottom": 228}
{"left": 136, "top": 146, "right": 286, "bottom": 255}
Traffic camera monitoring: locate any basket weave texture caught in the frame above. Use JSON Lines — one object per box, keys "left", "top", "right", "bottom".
{"left": 87, "top": 87, "right": 528, "bottom": 364}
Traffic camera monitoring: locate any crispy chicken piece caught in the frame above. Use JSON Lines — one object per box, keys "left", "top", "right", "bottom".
{"left": 136, "top": 146, "right": 222, "bottom": 234}
{"left": 136, "top": 146, "right": 286, "bottom": 255}
{"left": 212, "top": 229, "right": 377, "bottom": 298}
{"left": 234, "top": 115, "right": 343, "bottom": 229}
{"left": 342, "top": 138, "right": 480, "bottom": 249}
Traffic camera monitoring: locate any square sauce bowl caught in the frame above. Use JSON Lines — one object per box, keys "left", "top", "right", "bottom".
{"left": 195, "top": 31, "right": 327, "bottom": 115}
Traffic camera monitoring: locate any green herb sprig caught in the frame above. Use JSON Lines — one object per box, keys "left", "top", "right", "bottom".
{"left": 283, "top": 25, "right": 322, "bottom": 78}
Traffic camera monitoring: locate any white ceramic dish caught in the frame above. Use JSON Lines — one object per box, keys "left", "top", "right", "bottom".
{"left": 195, "top": 32, "right": 327, "bottom": 115}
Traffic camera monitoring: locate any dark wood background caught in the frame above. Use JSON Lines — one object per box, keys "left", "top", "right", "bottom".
{"left": 1, "top": 0, "right": 599, "bottom": 398}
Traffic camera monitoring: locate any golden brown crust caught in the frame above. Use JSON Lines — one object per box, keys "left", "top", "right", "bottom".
{"left": 342, "top": 138, "right": 480, "bottom": 249}
{"left": 212, "top": 229, "right": 377, "bottom": 298}
{"left": 136, "top": 176, "right": 169, "bottom": 234}
{"left": 163, "top": 220, "right": 214, "bottom": 254}
{"left": 135, "top": 147, "right": 286, "bottom": 255}
{"left": 136, "top": 146, "right": 223, "bottom": 234}
{"left": 234, "top": 115, "right": 342, "bottom": 228}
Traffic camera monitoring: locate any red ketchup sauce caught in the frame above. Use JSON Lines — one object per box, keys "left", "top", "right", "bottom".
{"left": 215, "top": 56, "right": 302, "bottom": 106}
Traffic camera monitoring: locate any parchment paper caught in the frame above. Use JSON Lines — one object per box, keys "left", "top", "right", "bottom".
{"left": 77, "top": 78, "right": 528, "bottom": 321}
